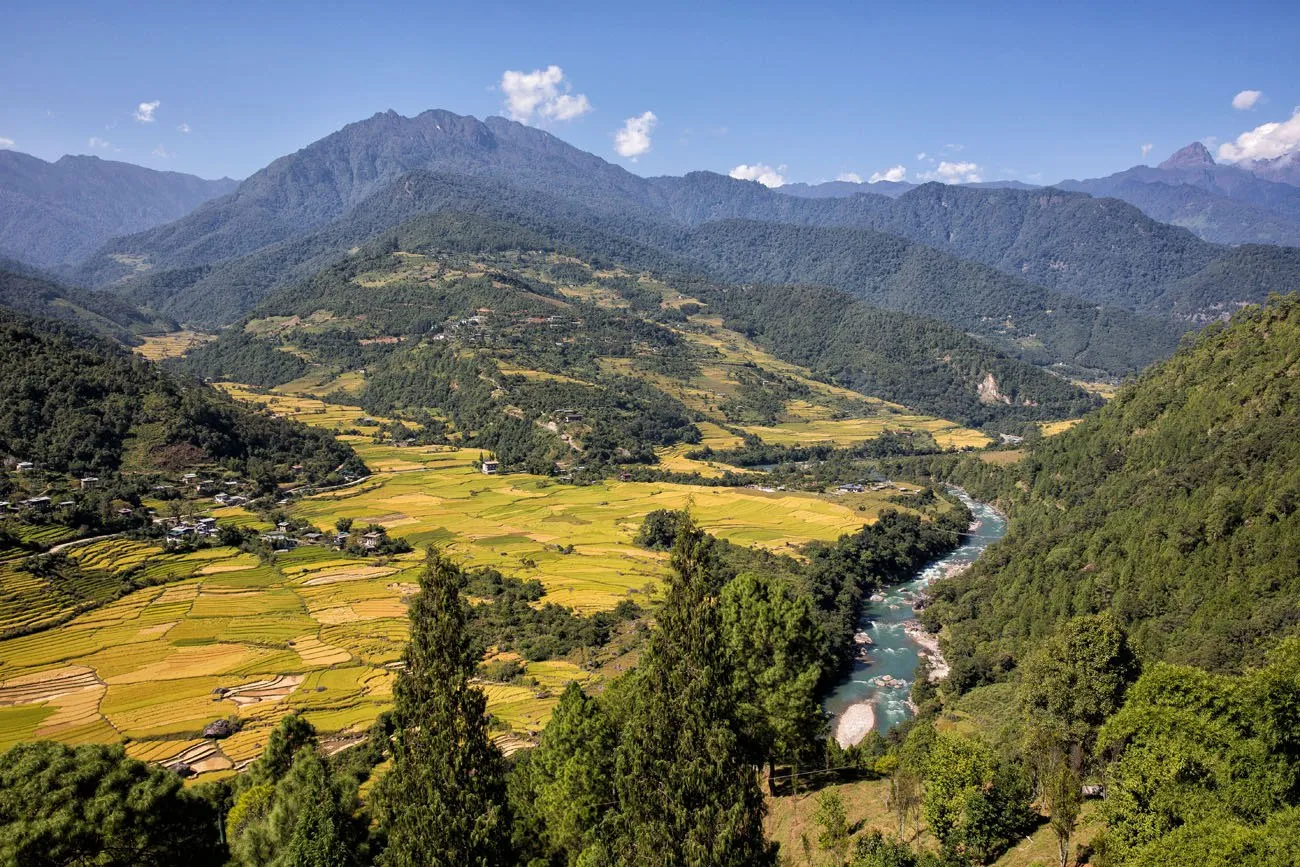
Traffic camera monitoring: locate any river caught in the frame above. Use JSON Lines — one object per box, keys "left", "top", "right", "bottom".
{"left": 823, "top": 490, "right": 1007, "bottom": 745}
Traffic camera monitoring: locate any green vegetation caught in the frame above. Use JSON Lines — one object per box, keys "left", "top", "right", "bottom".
{"left": 0, "top": 309, "right": 361, "bottom": 479}
{"left": 0, "top": 262, "right": 175, "bottom": 345}
{"left": 924, "top": 296, "right": 1300, "bottom": 686}
{"left": 0, "top": 741, "right": 226, "bottom": 866}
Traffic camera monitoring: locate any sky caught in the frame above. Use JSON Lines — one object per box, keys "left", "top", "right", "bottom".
{"left": 2, "top": 0, "right": 1298, "bottom": 187}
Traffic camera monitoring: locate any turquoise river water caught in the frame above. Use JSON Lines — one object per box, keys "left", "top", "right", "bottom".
{"left": 823, "top": 491, "right": 1007, "bottom": 743}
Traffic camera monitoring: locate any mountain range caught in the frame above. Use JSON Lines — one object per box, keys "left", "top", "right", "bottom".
{"left": 6, "top": 108, "right": 1281, "bottom": 381}
{"left": 0, "top": 151, "right": 237, "bottom": 268}
{"left": 789, "top": 140, "right": 1300, "bottom": 248}
{"left": 1, "top": 109, "right": 1298, "bottom": 387}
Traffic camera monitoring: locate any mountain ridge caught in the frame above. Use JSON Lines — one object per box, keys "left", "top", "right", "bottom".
{"left": 0, "top": 150, "right": 237, "bottom": 268}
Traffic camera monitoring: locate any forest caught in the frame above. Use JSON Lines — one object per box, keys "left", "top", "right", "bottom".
{"left": 916, "top": 295, "right": 1300, "bottom": 686}
{"left": 0, "top": 309, "right": 363, "bottom": 480}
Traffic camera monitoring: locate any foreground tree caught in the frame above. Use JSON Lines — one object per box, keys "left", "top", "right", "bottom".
{"left": 924, "top": 733, "right": 1033, "bottom": 864}
{"left": 372, "top": 550, "right": 511, "bottom": 867}
{"left": 508, "top": 681, "right": 617, "bottom": 865}
{"left": 719, "top": 570, "right": 827, "bottom": 791}
{"left": 227, "top": 716, "right": 366, "bottom": 867}
{"left": 612, "top": 513, "right": 777, "bottom": 865}
{"left": 0, "top": 741, "right": 225, "bottom": 866}
{"left": 1019, "top": 613, "right": 1136, "bottom": 865}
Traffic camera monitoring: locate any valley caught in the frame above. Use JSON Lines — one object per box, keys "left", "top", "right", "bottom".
{"left": 1, "top": 27, "right": 1299, "bottom": 861}
{"left": 0, "top": 381, "right": 947, "bottom": 773}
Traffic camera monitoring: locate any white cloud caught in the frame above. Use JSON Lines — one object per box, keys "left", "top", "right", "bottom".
{"left": 151, "top": 145, "right": 172, "bottom": 158}
{"left": 614, "top": 111, "right": 657, "bottom": 159}
{"left": 88, "top": 136, "right": 112, "bottom": 149}
{"left": 1141, "top": 143, "right": 1153, "bottom": 157}
{"left": 0, "top": 137, "right": 13, "bottom": 149}
{"left": 919, "top": 160, "right": 983, "bottom": 183}
{"left": 868, "top": 165, "right": 907, "bottom": 183}
{"left": 943, "top": 143, "right": 966, "bottom": 153}
{"left": 134, "top": 100, "right": 161, "bottom": 123}
{"left": 835, "top": 172, "right": 862, "bottom": 183}
{"left": 729, "top": 163, "right": 787, "bottom": 188}
{"left": 1232, "top": 89, "right": 1263, "bottom": 111}
{"left": 916, "top": 152, "right": 929, "bottom": 161}
{"left": 177, "top": 122, "right": 191, "bottom": 134}
{"left": 1218, "top": 107, "right": 1300, "bottom": 163}
{"left": 499, "top": 66, "right": 592, "bottom": 124}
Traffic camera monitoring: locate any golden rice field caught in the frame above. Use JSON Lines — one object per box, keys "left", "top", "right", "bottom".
{"left": 133, "top": 330, "right": 215, "bottom": 361}
{"left": 740, "top": 417, "right": 991, "bottom": 450}
{"left": 0, "top": 387, "right": 927, "bottom": 775}
{"left": 1038, "top": 418, "right": 1083, "bottom": 437}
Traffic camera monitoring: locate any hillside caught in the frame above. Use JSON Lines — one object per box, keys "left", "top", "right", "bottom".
{"left": 73, "top": 110, "right": 1300, "bottom": 355}
{"left": 98, "top": 168, "right": 1184, "bottom": 379}
{"left": 0, "top": 309, "right": 361, "bottom": 478}
{"left": 175, "top": 217, "right": 1098, "bottom": 441}
{"left": 0, "top": 150, "right": 236, "bottom": 268}
{"left": 0, "top": 261, "right": 175, "bottom": 344}
{"left": 925, "top": 295, "right": 1300, "bottom": 686}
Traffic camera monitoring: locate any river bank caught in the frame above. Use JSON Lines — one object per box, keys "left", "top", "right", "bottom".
{"left": 824, "top": 491, "right": 1007, "bottom": 746}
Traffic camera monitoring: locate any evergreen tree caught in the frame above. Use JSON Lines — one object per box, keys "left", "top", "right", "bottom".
{"left": 719, "top": 570, "right": 827, "bottom": 791}
{"left": 508, "top": 681, "right": 616, "bottom": 865}
{"left": 0, "top": 741, "right": 225, "bottom": 867}
{"left": 611, "top": 513, "right": 776, "bottom": 866}
{"left": 373, "top": 549, "right": 511, "bottom": 867}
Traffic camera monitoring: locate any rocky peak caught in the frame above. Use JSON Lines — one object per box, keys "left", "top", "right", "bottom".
{"left": 1159, "top": 142, "right": 1216, "bottom": 169}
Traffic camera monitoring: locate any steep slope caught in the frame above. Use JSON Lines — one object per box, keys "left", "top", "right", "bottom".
{"left": 0, "top": 260, "right": 175, "bottom": 344}
{"left": 76, "top": 109, "right": 658, "bottom": 286}
{"left": 104, "top": 170, "right": 1183, "bottom": 378}
{"left": 0, "top": 151, "right": 236, "bottom": 268}
{"left": 1242, "top": 150, "right": 1300, "bottom": 186}
{"left": 0, "top": 309, "right": 361, "bottom": 478}
{"left": 926, "top": 296, "right": 1300, "bottom": 683}
{"left": 673, "top": 220, "right": 1182, "bottom": 375}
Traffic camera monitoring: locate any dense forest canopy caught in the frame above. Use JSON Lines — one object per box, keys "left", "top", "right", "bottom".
{"left": 924, "top": 295, "right": 1300, "bottom": 687}
{"left": 0, "top": 262, "right": 175, "bottom": 345}
{"left": 0, "top": 310, "right": 361, "bottom": 480}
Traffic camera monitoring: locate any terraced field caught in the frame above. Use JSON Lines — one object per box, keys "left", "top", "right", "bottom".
{"left": 0, "top": 386, "right": 928, "bottom": 773}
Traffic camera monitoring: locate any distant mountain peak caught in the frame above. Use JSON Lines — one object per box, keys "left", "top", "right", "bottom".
{"left": 1159, "top": 142, "right": 1216, "bottom": 169}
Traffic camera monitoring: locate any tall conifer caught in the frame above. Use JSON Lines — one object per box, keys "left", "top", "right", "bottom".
{"left": 374, "top": 550, "right": 510, "bottom": 867}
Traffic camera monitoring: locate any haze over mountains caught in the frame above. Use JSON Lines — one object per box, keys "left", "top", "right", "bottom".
{"left": 0, "top": 150, "right": 237, "bottom": 268}
{"left": 791, "top": 139, "right": 1300, "bottom": 248}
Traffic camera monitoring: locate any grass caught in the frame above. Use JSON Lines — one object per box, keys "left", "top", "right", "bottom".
{"left": 1038, "top": 419, "right": 1083, "bottom": 437}
{"left": 740, "top": 417, "right": 990, "bottom": 450}
{"left": 765, "top": 776, "right": 1102, "bottom": 867}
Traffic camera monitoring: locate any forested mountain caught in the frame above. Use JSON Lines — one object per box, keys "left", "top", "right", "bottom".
{"left": 783, "top": 143, "right": 1300, "bottom": 247}
{"left": 176, "top": 215, "right": 1098, "bottom": 433}
{"left": 71, "top": 109, "right": 1300, "bottom": 368}
{"left": 0, "top": 261, "right": 175, "bottom": 344}
{"left": 0, "top": 150, "right": 236, "bottom": 268}
{"left": 0, "top": 309, "right": 360, "bottom": 478}
{"left": 924, "top": 295, "right": 1300, "bottom": 688}
{"left": 674, "top": 220, "right": 1182, "bottom": 375}
{"left": 95, "top": 166, "right": 1185, "bottom": 378}
{"left": 1057, "top": 142, "right": 1300, "bottom": 246}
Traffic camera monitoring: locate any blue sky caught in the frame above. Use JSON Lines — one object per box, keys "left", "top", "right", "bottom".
{"left": 2, "top": 0, "right": 1298, "bottom": 185}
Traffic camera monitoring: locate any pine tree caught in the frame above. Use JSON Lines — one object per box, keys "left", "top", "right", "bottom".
{"left": 373, "top": 549, "right": 510, "bottom": 867}
{"left": 611, "top": 513, "right": 776, "bottom": 866}
{"left": 508, "top": 681, "right": 616, "bottom": 865}
{"left": 719, "top": 570, "right": 826, "bottom": 792}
